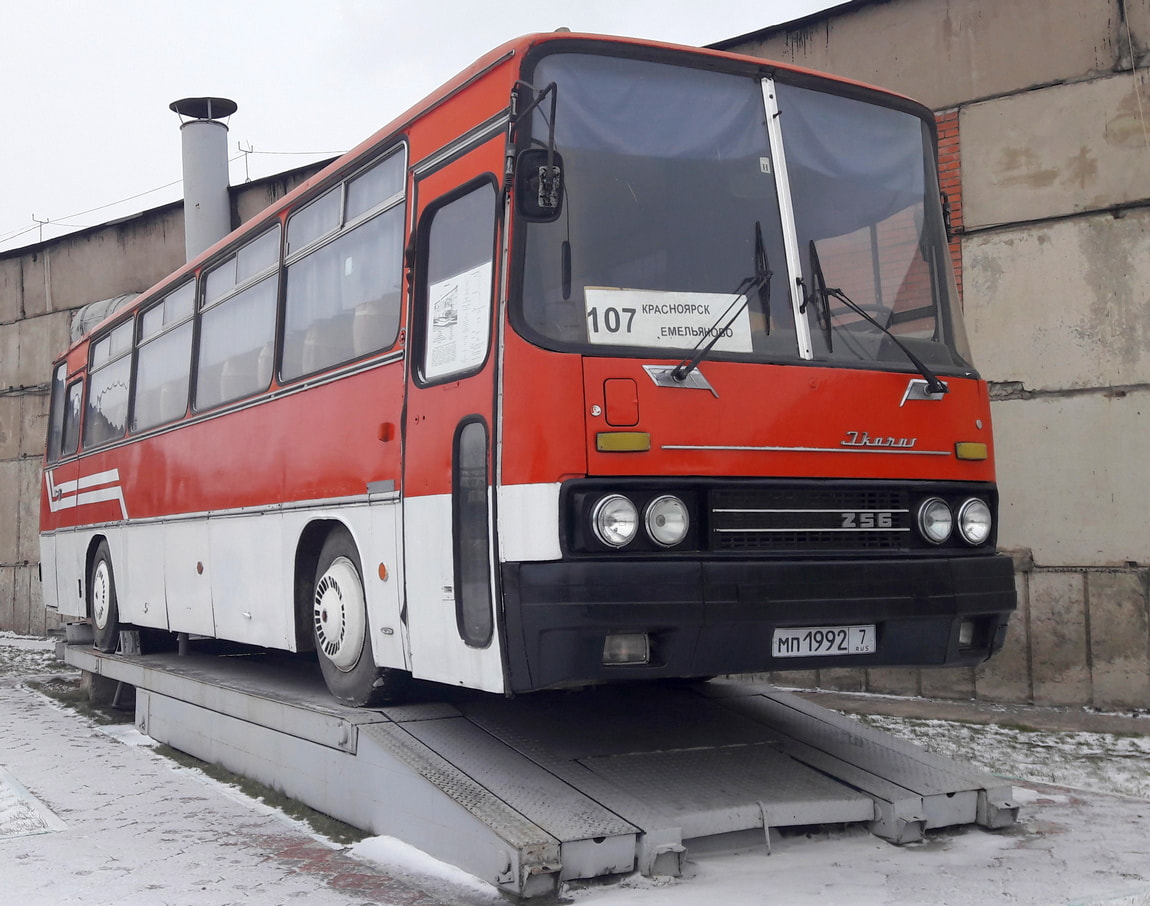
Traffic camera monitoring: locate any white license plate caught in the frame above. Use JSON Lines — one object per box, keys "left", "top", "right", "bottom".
{"left": 773, "top": 625, "right": 876, "bottom": 658}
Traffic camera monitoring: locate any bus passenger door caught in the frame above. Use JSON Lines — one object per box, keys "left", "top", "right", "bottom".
{"left": 402, "top": 146, "right": 505, "bottom": 693}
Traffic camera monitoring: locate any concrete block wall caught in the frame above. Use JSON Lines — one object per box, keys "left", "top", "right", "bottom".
{"left": 0, "top": 166, "right": 322, "bottom": 636}
{"left": 729, "top": 0, "right": 1150, "bottom": 708}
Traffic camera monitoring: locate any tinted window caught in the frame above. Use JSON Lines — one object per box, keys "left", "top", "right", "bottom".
{"left": 346, "top": 153, "right": 405, "bottom": 222}
{"left": 84, "top": 322, "right": 133, "bottom": 447}
{"left": 287, "top": 187, "right": 341, "bottom": 255}
{"left": 62, "top": 381, "right": 83, "bottom": 456}
{"left": 46, "top": 363, "right": 67, "bottom": 462}
{"left": 282, "top": 206, "right": 404, "bottom": 380}
{"left": 196, "top": 276, "right": 277, "bottom": 410}
{"left": 134, "top": 282, "right": 194, "bottom": 430}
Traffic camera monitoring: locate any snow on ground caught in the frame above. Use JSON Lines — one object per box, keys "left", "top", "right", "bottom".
{"left": 0, "top": 632, "right": 59, "bottom": 678}
{"left": 2, "top": 633, "right": 1150, "bottom": 905}
{"left": 851, "top": 713, "right": 1150, "bottom": 801}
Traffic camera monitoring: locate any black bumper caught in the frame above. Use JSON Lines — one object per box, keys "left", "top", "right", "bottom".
{"left": 501, "top": 554, "right": 1017, "bottom": 693}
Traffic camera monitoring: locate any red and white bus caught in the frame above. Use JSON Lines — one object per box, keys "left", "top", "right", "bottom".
{"left": 40, "top": 33, "right": 1016, "bottom": 706}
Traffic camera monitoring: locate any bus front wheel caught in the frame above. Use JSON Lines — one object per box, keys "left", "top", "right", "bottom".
{"left": 89, "top": 540, "right": 120, "bottom": 653}
{"left": 312, "top": 528, "right": 408, "bottom": 707}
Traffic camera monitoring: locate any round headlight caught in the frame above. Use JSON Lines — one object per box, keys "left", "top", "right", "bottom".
{"left": 917, "top": 497, "right": 953, "bottom": 544}
{"left": 958, "top": 498, "right": 992, "bottom": 545}
{"left": 592, "top": 495, "right": 638, "bottom": 548}
{"left": 645, "top": 495, "right": 690, "bottom": 547}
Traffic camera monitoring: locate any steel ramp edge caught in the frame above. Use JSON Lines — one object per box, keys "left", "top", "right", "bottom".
{"left": 702, "top": 682, "right": 1019, "bottom": 834}
{"left": 135, "top": 688, "right": 560, "bottom": 898}
{"left": 459, "top": 691, "right": 876, "bottom": 869}
{"left": 64, "top": 646, "right": 370, "bottom": 753}
{"left": 63, "top": 647, "right": 630, "bottom": 897}
{"left": 365, "top": 711, "right": 639, "bottom": 884}
{"left": 458, "top": 702, "right": 701, "bottom": 877}
{"left": 760, "top": 687, "right": 1019, "bottom": 831}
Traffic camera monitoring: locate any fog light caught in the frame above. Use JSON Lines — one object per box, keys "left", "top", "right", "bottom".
{"left": 959, "top": 619, "right": 976, "bottom": 648}
{"left": 603, "top": 632, "right": 650, "bottom": 665}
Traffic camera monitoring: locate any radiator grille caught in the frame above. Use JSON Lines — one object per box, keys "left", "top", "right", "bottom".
{"left": 710, "top": 486, "right": 910, "bottom": 552}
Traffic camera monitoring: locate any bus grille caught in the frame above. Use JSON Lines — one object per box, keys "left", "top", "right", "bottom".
{"left": 709, "top": 486, "right": 910, "bottom": 552}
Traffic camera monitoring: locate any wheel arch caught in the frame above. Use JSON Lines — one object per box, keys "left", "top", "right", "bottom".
{"left": 293, "top": 518, "right": 363, "bottom": 652}
{"left": 83, "top": 533, "right": 111, "bottom": 619}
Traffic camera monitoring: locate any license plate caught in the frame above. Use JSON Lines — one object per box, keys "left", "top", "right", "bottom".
{"left": 773, "top": 625, "right": 876, "bottom": 658}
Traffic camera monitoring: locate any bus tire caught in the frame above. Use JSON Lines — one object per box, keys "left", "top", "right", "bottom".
{"left": 89, "top": 540, "right": 120, "bottom": 654}
{"left": 312, "top": 528, "right": 408, "bottom": 707}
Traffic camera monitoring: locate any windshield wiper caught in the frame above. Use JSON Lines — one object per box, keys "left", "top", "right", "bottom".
{"left": 672, "top": 222, "right": 772, "bottom": 383}
{"left": 803, "top": 240, "right": 948, "bottom": 395}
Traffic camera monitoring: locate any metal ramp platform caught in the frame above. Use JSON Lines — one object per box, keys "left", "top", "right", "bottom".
{"left": 62, "top": 643, "right": 1017, "bottom": 898}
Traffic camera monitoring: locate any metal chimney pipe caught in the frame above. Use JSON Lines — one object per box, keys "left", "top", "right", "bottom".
{"left": 169, "top": 97, "right": 237, "bottom": 261}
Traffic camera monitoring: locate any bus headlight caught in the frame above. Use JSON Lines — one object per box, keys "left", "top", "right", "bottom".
{"left": 592, "top": 494, "right": 638, "bottom": 548}
{"left": 957, "top": 498, "right": 992, "bottom": 545}
{"left": 644, "top": 495, "right": 690, "bottom": 547}
{"left": 917, "top": 497, "right": 953, "bottom": 544}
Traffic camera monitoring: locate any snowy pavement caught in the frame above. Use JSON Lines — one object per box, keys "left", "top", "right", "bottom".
{"left": 0, "top": 670, "right": 494, "bottom": 905}
{"left": 2, "top": 633, "right": 1149, "bottom": 905}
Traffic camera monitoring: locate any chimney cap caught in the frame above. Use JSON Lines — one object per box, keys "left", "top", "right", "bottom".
{"left": 169, "top": 97, "right": 238, "bottom": 121}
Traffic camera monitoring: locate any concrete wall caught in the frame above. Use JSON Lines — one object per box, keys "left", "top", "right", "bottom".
{"left": 0, "top": 167, "right": 321, "bottom": 636}
{"left": 728, "top": 0, "right": 1150, "bottom": 708}
{"left": 728, "top": 0, "right": 1133, "bottom": 110}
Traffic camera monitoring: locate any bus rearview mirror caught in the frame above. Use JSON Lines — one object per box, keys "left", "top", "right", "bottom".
{"left": 515, "top": 148, "right": 564, "bottom": 222}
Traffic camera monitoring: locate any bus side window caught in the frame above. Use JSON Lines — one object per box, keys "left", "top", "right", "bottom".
{"left": 62, "top": 380, "right": 83, "bottom": 457}
{"left": 46, "top": 363, "right": 67, "bottom": 462}
{"left": 134, "top": 281, "right": 194, "bottom": 431}
{"left": 195, "top": 276, "right": 277, "bottom": 410}
{"left": 46, "top": 365, "right": 83, "bottom": 462}
{"left": 282, "top": 205, "right": 404, "bottom": 381}
{"left": 454, "top": 418, "right": 493, "bottom": 647}
{"left": 195, "top": 227, "right": 280, "bottom": 411}
{"left": 83, "top": 321, "right": 133, "bottom": 448}
{"left": 281, "top": 148, "right": 406, "bottom": 382}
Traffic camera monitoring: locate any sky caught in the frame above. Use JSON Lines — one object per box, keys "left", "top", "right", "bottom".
{"left": 0, "top": 0, "right": 840, "bottom": 253}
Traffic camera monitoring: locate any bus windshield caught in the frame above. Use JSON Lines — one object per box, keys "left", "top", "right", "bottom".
{"left": 515, "top": 51, "right": 973, "bottom": 374}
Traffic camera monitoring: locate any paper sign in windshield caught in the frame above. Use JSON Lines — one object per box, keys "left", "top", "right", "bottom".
{"left": 584, "top": 287, "right": 753, "bottom": 352}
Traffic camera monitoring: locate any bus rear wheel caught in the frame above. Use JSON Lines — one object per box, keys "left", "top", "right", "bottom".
{"left": 89, "top": 540, "right": 120, "bottom": 653}
{"left": 312, "top": 528, "right": 408, "bottom": 707}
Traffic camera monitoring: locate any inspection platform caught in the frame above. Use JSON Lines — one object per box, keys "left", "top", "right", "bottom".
{"left": 63, "top": 642, "right": 1017, "bottom": 898}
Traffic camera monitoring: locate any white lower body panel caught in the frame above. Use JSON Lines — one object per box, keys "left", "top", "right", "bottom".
{"left": 403, "top": 493, "right": 505, "bottom": 693}
{"left": 40, "top": 496, "right": 408, "bottom": 671}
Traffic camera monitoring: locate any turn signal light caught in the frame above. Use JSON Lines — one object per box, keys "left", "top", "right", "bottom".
{"left": 955, "top": 442, "right": 988, "bottom": 461}
{"left": 596, "top": 432, "right": 651, "bottom": 452}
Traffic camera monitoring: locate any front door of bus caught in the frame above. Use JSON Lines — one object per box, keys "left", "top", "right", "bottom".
{"left": 402, "top": 144, "right": 505, "bottom": 693}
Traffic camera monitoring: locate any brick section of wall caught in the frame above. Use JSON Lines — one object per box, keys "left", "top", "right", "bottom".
{"left": 935, "top": 109, "right": 963, "bottom": 301}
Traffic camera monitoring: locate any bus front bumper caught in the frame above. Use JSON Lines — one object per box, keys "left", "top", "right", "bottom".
{"left": 500, "top": 554, "right": 1017, "bottom": 693}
